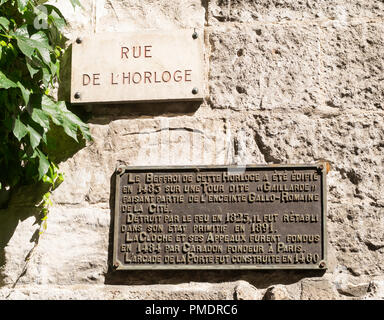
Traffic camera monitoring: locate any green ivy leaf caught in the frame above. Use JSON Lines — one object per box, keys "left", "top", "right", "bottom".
{"left": 0, "top": 71, "right": 17, "bottom": 89}
{"left": 42, "top": 175, "right": 53, "bottom": 184}
{"left": 0, "top": 17, "right": 10, "bottom": 31}
{"left": 63, "top": 122, "right": 79, "bottom": 142}
{"left": 27, "top": 124, "right": 42, "bottom": 149}
{"left": 13, "top": 24, "right": 29, "bottom": 37}
{"left": 14, "top": 36, "right": 34, "bottom": 59}
{"left": 54, "top": 172, "right": 64, "bottom": 189}
{"left": 17, "top": 81, "right": 30, "bottom": 106}
{"left": 30, "top": 31, "right": 51, "bottom": 64}
{"left": 31, "top": 108, "right": 50, "bottom": 129}
{"left": 45, "top": 5, "right": 66, "bottom": 30}
{"left": 26, "top": 59, "right": 40, "bottom": 78}
{"left": 41, "top": 97, "right": 92, "bottom": 142}
{"left": 41, "top": 96, "right": 62, "bottom": 125}
{"left": 13, "top": 116, "right": 28, "bottom": 141}
{"left": 63, "top": 108, "right": 92, "bottom": 141}
{"left": 13, "top": 31, "right": 51, "bottom": 66}
{"left": 49, "top": 60, "right": 58, "bottom": 78}
{"left": 36, "top": 149, "right": 50, "bottom": 179}
{"left": 16, "top": 0, "right": 29, "bottom": 11}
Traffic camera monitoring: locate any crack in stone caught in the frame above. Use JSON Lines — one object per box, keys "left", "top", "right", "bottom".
{"left": 364, "top": 240, "right": 384, "bottom": 252}
{"left": 5, "top": 238, "right": 40, "bottom": 298}
{"left": 201, "top": 0, "right": 209, "bottom": 26}
{"left": 254, "top": 131, "right": 281, "bottom": 164}
{"left": 121, "top": 127, "right": 208, "bottom": 137}
{"left": 106, "top": 0, "right": 120, "bottom": 21}
{"left": 336, "top": 288, "right": 358, "bottom": 297}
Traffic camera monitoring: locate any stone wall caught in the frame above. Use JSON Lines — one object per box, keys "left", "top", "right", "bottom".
{"left": 0, "top": 0, "right": 383, "bottom": 300}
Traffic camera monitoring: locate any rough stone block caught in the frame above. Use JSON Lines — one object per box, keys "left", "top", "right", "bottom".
{"left": 263, "top": 285, "right": 290, "bottom": 300}
{"left": 364, "top": 280, "right": 384, "bottom": 299}
{"left": 51, "top": 0, "right": 95, "bottom": 39}
{"left": 328, "top": 203, "right": 384, "bottom": 277}
{"left": 12, "top": 207, "right": 110, "bottom": 286}
{"left": 208, "top": 0, "right": 384, "bottom": 24}
{"left": 0, "top": 216, "right": 38, "bottom": 286}
{"left": 301, "top": 278, "right": 340, "bottom": 300}
{"left": 321, "top": 22, "right": 384, "bottom": 111}
{"left": 96, "top": 0, "right": 205, "bottom": 32}
{"left": 233, "top": 280, "right": 263, "bottom": 300}
{"left": 208, "top": 24, "right": 321, "bottom": 111}
{"left": 246, "top": 112, "right": 384, "bottom": 206}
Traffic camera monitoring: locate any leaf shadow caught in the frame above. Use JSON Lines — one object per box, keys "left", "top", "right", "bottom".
{"left": 0, "top": 183, "right": 49, "bottom": 286}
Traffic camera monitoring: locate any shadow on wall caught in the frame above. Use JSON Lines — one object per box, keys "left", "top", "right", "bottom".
{"left": 104, "top": 173, "right": 326, "bottom": 288}
{"left": 0, "top": 184, "right": 47, "bottom": 286}
{"left": 0, "top": 126, "right": 88, "bottom": 286}
{"left": 0, "top": 42, "right": 93, "bottom": 286}
{"left": 59, "top": 45, "right": 201, "bottom": 125}
{"left": 0, "top": 126, "right": 88, "bottom": 287}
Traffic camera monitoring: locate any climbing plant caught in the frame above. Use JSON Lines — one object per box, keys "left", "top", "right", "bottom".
{"left": 0, "top": 0, "right": 89, "bottom": 220}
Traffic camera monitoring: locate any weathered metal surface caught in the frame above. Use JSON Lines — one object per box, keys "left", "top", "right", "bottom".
{"left": 70, "top": 30, "right": 204, "bottom": 104}
{"left": 113, "top": 165, "right": 327, "bottom": 270}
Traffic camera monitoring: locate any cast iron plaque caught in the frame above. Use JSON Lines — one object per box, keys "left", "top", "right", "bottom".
{"left": 113, "top": 165, "right": 327, "bottom": 270}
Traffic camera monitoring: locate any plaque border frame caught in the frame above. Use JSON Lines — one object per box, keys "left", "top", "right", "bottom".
{"left": 112, "top": 164, "right": 327, "bottom": 270}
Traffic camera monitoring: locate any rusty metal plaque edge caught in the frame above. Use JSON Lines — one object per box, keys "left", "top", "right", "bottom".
{"left": 112, "top": 164, "right": 328, "bottom": 271}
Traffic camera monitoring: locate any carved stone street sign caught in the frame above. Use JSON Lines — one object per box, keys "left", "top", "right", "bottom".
{"left": 113, "top": 165, "right": 327, "bottom": 270}
{"left": 71, "top": 30, "right": 204, "bottom": 104}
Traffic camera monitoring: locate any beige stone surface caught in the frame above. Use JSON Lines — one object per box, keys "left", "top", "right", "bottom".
{"left": 208, "top": 0, "right": 384, "bottom": 24}
{"left": 233, "top": 280, "right": 263, "bottom": 300}
{"left": 96, "top": 0, "right": 206, "bottom": 32}
{"left": 50, "top": 0, "right": 96, "bottom": 37}
{"left": 208, "top": 23, "right": 321, "bottom": 111}
{"left": 1, "top": 0, "right": 384, "bottom": 300}
{"left": 0, "top": 282, "right": 240, "bottom": 300}
{"left": 263, "top": 285, "right": 290, "bottom": 300}
{"left": 301, "top": 278, "right": 340, "bottom": 300}
{"left": 364, "top": 280, "right": 384, "bottom": 299}
{"left": 320, "top": 21, "right": 384, "bottom": 112}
